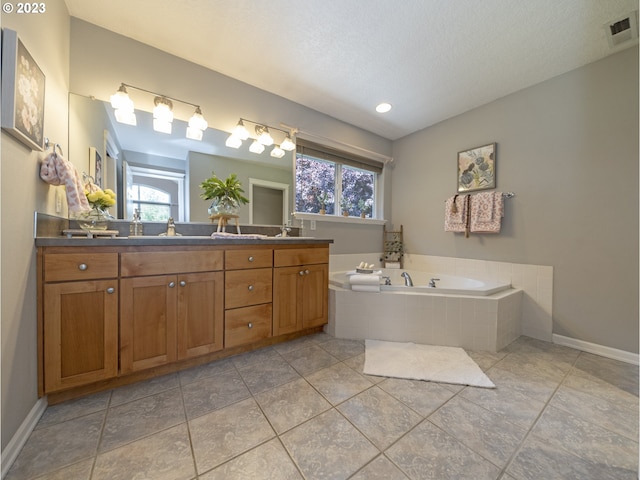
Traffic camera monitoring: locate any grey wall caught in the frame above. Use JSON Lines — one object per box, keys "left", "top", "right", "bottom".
{"left": 1, "top": 2, "right": 70, "bottom": 451}
{"left": 391, "top": 46, "right": 639, "bottom": 353}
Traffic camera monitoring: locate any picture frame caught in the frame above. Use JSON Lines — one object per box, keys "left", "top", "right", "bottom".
{"left": 90, "top": 147, "right": 103, "bottom": 188}
{"left": 1, "top": 29, "right": 46, "bottom": 151}
{"left": 457, "top": 142, "right": 496, "bottom": 192}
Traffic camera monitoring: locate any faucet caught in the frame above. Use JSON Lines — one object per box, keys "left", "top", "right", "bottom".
{"left": 400, "top": 272, "right": 413, "bottom": 287}
{"left": 381, "top": 276, "right": 392, "bottom": 285}
{"left": 279, "top": 223, "right": 292, "bottom": 237}
{"left": 160, "top": 217, "right": 180, "bottom": 237}
{"left": 429, "top": 278, "right": 440, "bottom": 288}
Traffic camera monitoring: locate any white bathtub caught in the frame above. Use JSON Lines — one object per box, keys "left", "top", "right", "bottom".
{"left": 327, "top": 269, "right": 523, "bottom": 352}
{"left": 330, "top": 269, "right": 511, "bottom": 296}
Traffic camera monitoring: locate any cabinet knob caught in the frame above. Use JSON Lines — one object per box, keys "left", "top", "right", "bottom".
{"left": 78, "top": 263, "right": 88, "bottom": 271}
{"left": 248, "top": 256, "right": 254, "bottom": 262}
{"left": 168, "top": 281, "right": 176, "bottom": 288}
{"left": 299, "top": 270, "right": 305, "bottom": 276}
{"left": 106, "top": 287, "right": 115, "bottom": 294}
{"left": 248, "top": 322, "right": 253, "bottom": 329}
{"left": 305, "top": 269, "right": 310, "bottom": 275}
{"left": 248, "top": 284, "right": 254, "bottom": 291}
{"left": 180, "top": 281, "right": 186, "bottom": 287}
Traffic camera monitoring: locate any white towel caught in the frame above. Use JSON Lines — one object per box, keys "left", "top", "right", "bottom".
{"left": 349, "top": 273, "right": 381, "bottom": 292}
{"left": 352, "top": 284, "right": 381, "bottom": 293}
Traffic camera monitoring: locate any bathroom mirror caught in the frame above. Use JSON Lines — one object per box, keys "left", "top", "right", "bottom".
{"left": 68, "top": 93, "right": 294, "bottom": 223}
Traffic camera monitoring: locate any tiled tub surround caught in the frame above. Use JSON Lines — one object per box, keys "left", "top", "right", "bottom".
{"left": 328, "top": 279, "right": 523, "bottom": 352}
{"left": 330, "top": 253, "right": 553, "bottom": 343}
{"left": 6, "top": 334, "right": 638, "bottom": 479}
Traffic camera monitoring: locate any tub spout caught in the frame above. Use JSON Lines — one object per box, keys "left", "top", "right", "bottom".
{"left": 401, "top": 272, "right": 413, "bottom": 287}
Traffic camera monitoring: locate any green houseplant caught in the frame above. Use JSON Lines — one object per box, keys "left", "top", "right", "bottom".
{"left": 200, "top": 172, "right": 249, "bottom": 216}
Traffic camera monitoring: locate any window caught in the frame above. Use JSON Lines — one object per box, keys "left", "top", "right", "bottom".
{"left": 129, "top": 184, "right": 172, "bottom": 221}
{"left": 295, "top": 139, "right": 382, "bottom": 218}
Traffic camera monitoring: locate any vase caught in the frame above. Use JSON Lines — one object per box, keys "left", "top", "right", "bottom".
{"left": 208, "top": 197, "right": 239, "bottom": 216}
{"left": 74, "top": 207, "right": 113, "bottom": 231}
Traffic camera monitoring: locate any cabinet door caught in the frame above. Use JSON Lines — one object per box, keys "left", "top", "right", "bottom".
{"left": 120, "top": 275, "right": 177, "bottom": 374}
{"left": 43, "top": 280, "right": 118, "bottom": 392}
{"left": 273, "top": 266, "right": 303, "bottom": 335}
{"left": 300, "top": 263, "right": 329, "bottom": 328}
{"left": 177, "top": 271, "right": 224, "bottom": 359}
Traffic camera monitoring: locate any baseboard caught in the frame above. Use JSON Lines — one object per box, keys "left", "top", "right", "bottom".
{"left": 1, "top": 397, "right": 47, "bottom": 479}
{"left": 553, "top": 334, "right": 639, "bottom": 366}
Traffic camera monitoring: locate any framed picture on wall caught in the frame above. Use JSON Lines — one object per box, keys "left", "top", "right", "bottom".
{"left": 90, "top": 147, "right": 103, "bottom": 188}
{"left": 1, "top": 29, "right": 46, "bottom": 151}
{"left": 457, "top": 142, "right": 496, "bottom": 192}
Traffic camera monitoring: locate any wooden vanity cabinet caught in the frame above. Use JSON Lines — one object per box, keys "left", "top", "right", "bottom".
{"left": 40, "top": 250, "right": 119, "bottom": 393}
{"left": 273, "top": 246, "right": 329, "bottom": 335}
{"left": 120, "top": 249, "right": 224, "bottom": 374}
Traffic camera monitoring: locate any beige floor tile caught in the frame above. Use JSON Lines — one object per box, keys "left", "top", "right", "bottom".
{"left": 181, "top": 368, "right": 250, "bottom": 419}
{"left": 305, "top": 362, "right": 373, "bottom": 404}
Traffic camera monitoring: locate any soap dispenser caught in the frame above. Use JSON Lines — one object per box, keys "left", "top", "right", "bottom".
{"left": 129, "top": 209, "right": 144, "bottom": 236}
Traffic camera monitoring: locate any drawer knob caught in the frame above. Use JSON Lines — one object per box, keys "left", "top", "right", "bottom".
{"left": 305, "top": 269, "right": 310, "bottom": 275}
{"left": 248, "top": 256, "right": 254, "bottom": 262}
{"left": 180, "top": 281, "right": 186, "bottom": 287}
{"left": 168, "top": 281, "right": 176, "bottom": 288}
{"left": 248, "top": 285, "right": 254, "bottom": 291}
{"left": 248, "top": 322, "right": 253, "bottom": 329}
{"left": 78, "top": 263, "right": 88, "bottom": 271}
{"left": 299, "top": 270, "right": 305, "bottom": 276}
{"left": 106, "top": 287, "right": 115, "bottom": 294}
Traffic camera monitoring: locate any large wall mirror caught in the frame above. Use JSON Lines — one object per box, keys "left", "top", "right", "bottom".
{"left": 68, "top": 93, "right": 294, "bottom": 224}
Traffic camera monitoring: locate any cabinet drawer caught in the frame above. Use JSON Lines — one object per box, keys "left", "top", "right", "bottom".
{"left": 121, "top": 250, "right": 223, "bottom": 276}
{"left": 225, "top": 268, "right": 272, "bottom": 309}
{"left": 225, "top": 249, "right": 272, "bottom": 270}
{"left": 274, "top": 247, "right": 329, "bottom": 267}
{"left": 225, "top": 303, "right": 272, "bottom": 348}
{"left": 44, "top": 253, "right": 119, "bottom": 282}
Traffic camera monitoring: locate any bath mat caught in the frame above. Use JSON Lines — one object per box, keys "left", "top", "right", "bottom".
{"left": 363, "top": 339, "right": 495, "bottom": 388}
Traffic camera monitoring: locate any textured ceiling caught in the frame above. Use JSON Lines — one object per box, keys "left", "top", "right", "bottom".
{"left": 64, "top": 0, "right": 638, "bottom": 140}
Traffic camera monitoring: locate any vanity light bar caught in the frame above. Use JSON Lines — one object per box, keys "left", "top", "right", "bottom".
{"left": 110, "top": 83, "right": 208, "bottom": 140}
{"left": 226, "top": 118, "right": 297, "bottom": 156}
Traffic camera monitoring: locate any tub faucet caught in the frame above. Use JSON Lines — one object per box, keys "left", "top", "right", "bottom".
{"left": 429, "top": 278, "right": 440, "bottom": 288}
{"left": 382, "top": 276, "right": 392, "bottom": 285}
{"left": 401, "top": 272, "right": 413, "bottom": 287}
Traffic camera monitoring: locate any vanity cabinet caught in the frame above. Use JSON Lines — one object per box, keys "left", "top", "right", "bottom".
{"left": 37, "top": 240, "right": 330, "bottom": 399}
{"left": 40, "top": 251, "right": 119, "bottom": 393}
{"left": 273, "top": 247, "right": 329, "bottom": 335}
{"left": 120, "top": 249, "right": 224, "bottom": 373}
{"left": 224, "top": 248, "right": 273, "bottom": 348}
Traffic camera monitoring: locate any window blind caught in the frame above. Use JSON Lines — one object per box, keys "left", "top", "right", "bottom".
{"left": 296, "top": 138, "right": 384, "bottom": 174}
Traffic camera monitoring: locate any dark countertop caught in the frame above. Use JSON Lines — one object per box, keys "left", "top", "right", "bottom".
{"left": 35, "top": 235, "right": 333, "bottom": 247}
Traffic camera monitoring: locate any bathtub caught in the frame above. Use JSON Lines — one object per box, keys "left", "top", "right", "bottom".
{"left": 330, "top": 269, "right": 511, "bottom": 296}
{"left": 327, "top": 269, "right": 523, "bottom": 352}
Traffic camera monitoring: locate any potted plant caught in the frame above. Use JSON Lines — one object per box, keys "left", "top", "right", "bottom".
{"left": 317, "top": 191, "right": 330, "bottom": 215}
{"left": 200, "top": 172, "right": 249, "bottom": 216}
{"left": 340, "top": 197, "right": 351, "bottom": 217}
{"left": 358, "top": 199, "right": 373, "bottom": 218}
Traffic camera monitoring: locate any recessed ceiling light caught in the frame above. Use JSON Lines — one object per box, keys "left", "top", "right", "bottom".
{"left": 376, "top": 102, "right": 392, "bottom": 113}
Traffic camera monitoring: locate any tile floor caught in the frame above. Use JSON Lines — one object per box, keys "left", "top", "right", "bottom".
{"left": 6, "top": 334, "right": 639, "bottom": 480}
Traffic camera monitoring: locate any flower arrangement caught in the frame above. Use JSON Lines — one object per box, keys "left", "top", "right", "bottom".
{"left": 200, "top": 172, "right": 249, "bottom": 216}
{"left": 85, "top": 183, "right": 116, "bottom": 211}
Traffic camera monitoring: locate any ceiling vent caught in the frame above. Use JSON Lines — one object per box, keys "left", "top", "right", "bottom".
{"left": 604, "top": 10, "right": 638, "bottom": 48}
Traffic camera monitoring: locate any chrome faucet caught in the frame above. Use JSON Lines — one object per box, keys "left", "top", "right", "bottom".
{"left": 382, "top": 276, "right": 392, "bottom": 285}
{"left": 166, "top": 217, "right": 176, "bottom": 236}
{"left": 400, "top": 272, "right": 413, "bottom": 287}
{"left": 429, "top": 278, "right": 440, "bottom": 288}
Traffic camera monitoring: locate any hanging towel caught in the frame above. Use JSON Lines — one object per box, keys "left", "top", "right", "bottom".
{"left": 39, "top": 152, "right": 90, "bottom": 214}
{"left": 444, "top": 195, "right": 469, "bottom": 233}
{"left": 470, "top": 192, "right": 504, "bottom": 233}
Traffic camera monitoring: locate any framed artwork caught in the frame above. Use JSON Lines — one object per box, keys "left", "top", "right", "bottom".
{"left": 90, "top": 147, "right": 103, "bottom": 188}
{"left": 1, "top": 29, "right": 46, "bottom": 151}
{"left": 457, "top": 142, "right": 496, "bottom": 192}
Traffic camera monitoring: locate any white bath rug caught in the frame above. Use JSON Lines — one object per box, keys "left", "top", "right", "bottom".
{"left": 363, "top": 339, "right": 495, "bottom": 388}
